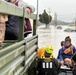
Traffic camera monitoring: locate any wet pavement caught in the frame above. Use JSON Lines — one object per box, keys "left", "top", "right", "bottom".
{"left": 37, "top": 25, "right": 76, "bottom": 75}
{"left": 37, "top": 25, "right": 76, "bottom": 58}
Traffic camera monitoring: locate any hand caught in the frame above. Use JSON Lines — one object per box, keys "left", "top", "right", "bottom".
{"left": 25, "top": 8, "right": 31, "bottom": 14}
{"left": 60, "top": 61, "right": 64, "bottom": 65}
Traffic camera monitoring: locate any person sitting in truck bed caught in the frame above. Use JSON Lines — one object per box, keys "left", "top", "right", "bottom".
{"left": 5, "top": 0, "right": 35, "bottom": 40}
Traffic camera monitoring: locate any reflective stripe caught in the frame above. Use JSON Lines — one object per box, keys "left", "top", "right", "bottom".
{"left": 46, "top": 62, "right": 49, "bottom": 68}
{"left": 42, "top": 62, "right": 52, "bottom": 68}
{"left": 41, "top": 56, "right": 54, "bottom": 59}
{"left": 50, "top": 62, "right": 52, "bottom": 68}
{"left": 43, "top": 62, "right": 45, "bottom": 68}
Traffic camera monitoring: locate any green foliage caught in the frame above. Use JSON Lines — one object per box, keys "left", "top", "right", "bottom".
{"left": 39, "top": 14, "right": 43, "bottom": 23}
{"left": 49, "top": 15, "right": 52, "bottom": 22}
{"left": 39, "top": 10, "right": 52, "bottom": 26}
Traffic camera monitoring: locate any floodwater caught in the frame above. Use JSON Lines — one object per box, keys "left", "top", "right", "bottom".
{"left": 37, "top": 25, "right": 76, "bottom": 58}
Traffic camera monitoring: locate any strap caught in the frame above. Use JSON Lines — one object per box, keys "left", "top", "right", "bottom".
{"left": 42, "top": 56, "right": 51, "bottom": 61}
{"left": 70, "top": 45, "right": 74, "bottom": 54}
{"left": 63, "top": 45, "right": 74, "bottom": 54}
{"left": 41, "top": 56, "right": 54, "bottom": 61}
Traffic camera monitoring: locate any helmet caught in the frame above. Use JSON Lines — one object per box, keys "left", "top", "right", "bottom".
{"left": 45, "top": 46, "right": 54, "bottom": 54}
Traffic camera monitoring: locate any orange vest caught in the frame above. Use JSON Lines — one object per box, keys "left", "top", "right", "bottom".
{"left": 37, "top": 48, "right": 45, "bottom": 58}
{"left": 37, "top": 48, "right": 54, "bottom": 58}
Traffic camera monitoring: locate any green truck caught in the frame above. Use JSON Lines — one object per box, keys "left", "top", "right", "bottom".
{"left": 0, "top": 1, "right": 38, "bottom": 75}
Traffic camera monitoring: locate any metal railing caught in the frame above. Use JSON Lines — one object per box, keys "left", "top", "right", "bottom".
{"left": 0, "top": 35, "right": 38, "bottom": 75}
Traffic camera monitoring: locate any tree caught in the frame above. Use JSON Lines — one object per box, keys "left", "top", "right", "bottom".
{"left": 39, "top": 10, "right": 52, "bottom": 28}
{"left": 49, "top": 15, "right": 52, "bottom": 22}
{"left": 39, "top": 14, "right": 43, "bottom": 23}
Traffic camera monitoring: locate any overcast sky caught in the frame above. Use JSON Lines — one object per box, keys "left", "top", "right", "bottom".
{"left": 23, "top": 0, "right": 76, "bottom": 22}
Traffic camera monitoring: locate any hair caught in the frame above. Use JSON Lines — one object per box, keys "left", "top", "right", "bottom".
{"left": 65, "top": 36, "right": 71, "bottom": 43}
{"left": 61, "top": 41, "right": 65, "bottom": 46}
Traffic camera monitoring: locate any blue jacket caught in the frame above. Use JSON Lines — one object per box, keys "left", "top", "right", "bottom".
{"left": 58, "top": 44, "right": 76, "bottom": 61}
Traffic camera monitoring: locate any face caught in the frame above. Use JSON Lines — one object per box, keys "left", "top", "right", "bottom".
{"left": 11, "top": 0, "right": 16, "bottom": 3}
{"left": 61, "top": 41, "right": 65, "bottom": 46}
{"left": 65, "top": 41, "right": 71, "bottom": 47}
{"left": 62, "top": 42, "right": 65, "bottom": 46}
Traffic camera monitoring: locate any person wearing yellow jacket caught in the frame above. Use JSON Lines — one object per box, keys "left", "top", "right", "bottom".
{"left": 37, "top": 46, "right": 60, "bottom": 75}
{"left": 37, "top": 46, "right": 54, "bottom": 59}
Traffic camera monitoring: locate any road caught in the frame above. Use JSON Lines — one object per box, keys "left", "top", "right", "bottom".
{"left": 37, "top": 25, "right": 76, "bottom": 58}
